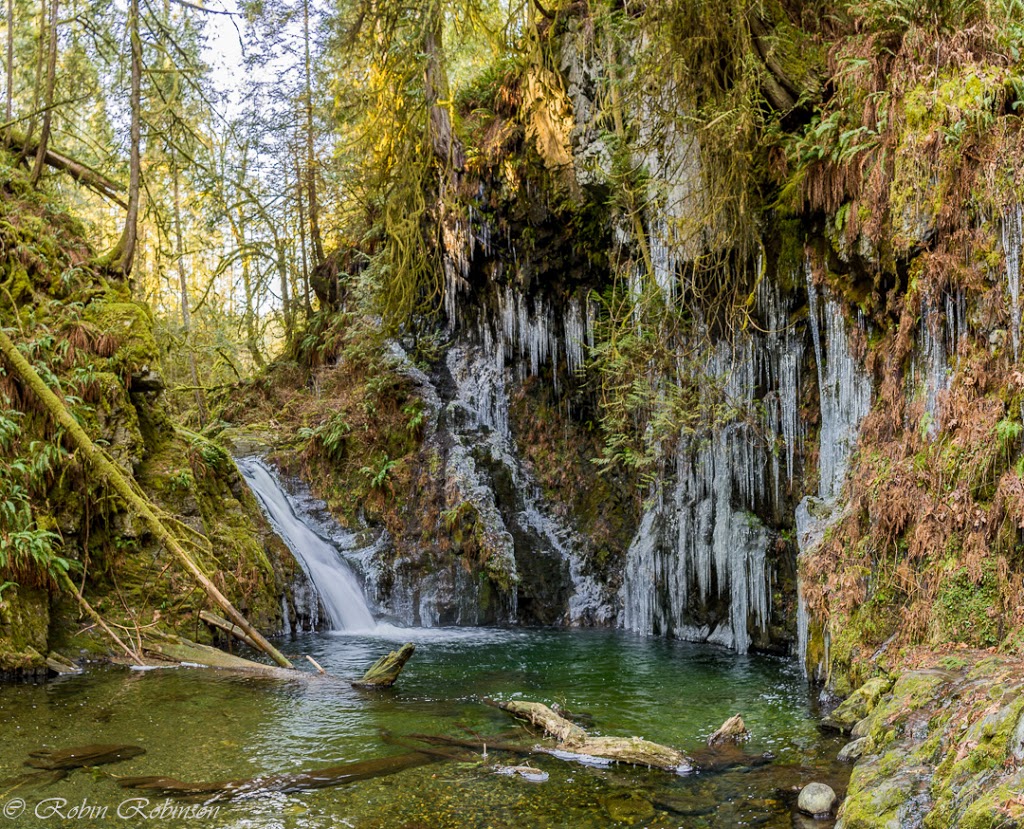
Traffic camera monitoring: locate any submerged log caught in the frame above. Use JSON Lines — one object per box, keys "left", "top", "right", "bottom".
{"left": 118, "top": 752, "right": 440, "bottom": 802}
{"left": 25, "top": 745, "right": 145, "bottom": 771}
{"left": 0, "top": 769, "right": 67, "bottom": 797}
{"left": 487, "top": 699, "right": 693, "bottom": 773}
{"left": 352, "top": 643, "right": 415, "bottom": 689}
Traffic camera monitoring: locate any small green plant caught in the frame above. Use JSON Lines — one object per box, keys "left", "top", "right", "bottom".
{"left": 168, "top": 469, "right": 194, "bottom": 492}
{"left": 360, "top": 455, "right": 399, "bottom": 491}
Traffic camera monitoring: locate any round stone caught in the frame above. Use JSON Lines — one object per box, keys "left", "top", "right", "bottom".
{"left": 798, "top": 782, "right": 837, "bottom": 817}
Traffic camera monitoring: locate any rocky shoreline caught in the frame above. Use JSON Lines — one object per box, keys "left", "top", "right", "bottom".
{"left": 823, "top": 655, "right": 1024, "bottom": 828}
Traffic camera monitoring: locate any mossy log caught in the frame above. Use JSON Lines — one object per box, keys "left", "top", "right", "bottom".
{"left": 199, "top": 610, "right": 261, "bottom": 652}
{"left": 0, "top": 327, "right": 293, "bottom": 670}
{"left": 487, "top": 699, "right": 693, "bottom": 773}
{"left": 352, "top": 642, "right": 415, "bottom": 689}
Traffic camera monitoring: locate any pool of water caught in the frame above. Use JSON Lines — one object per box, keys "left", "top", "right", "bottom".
{"left": 0, "top": 628, "right": 847, "bottom": 827}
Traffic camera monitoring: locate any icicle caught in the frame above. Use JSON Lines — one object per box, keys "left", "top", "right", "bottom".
{"left": 1002, "top": 203, "right": 1023, "bottom": 360}
{"left": 565, "top": 299, "right": 586, "bottom": 376}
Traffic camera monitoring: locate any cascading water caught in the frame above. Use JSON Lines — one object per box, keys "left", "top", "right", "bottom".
{"left": 237, "top": 457, "right": 377, "bottom": 632}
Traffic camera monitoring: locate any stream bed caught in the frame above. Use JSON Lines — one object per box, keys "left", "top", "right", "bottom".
{"left": 0, "top": 628, "right": 847, "bottom": 828}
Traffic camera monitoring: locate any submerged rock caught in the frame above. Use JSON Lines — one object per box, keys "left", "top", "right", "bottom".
{"left": 798, "top": 782, "right": 837, "bottom": 817}
{"left": 601, "top": 791, "right": 655, "bottom": 823}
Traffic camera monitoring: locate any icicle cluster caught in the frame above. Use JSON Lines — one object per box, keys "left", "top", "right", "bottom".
{"left": 620, "top": 279, "right": 805, "bottom": 654}
{"left": 805, "top": 265, "right": 873, "bottom": 502}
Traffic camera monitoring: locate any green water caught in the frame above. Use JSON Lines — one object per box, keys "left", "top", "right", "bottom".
{"left": 0, "top": 628, "right": 847, "bottom": 827}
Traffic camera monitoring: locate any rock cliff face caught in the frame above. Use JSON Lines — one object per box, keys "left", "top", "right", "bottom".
{"left": 0, "top": 158, "right": 307, "bottom": 674}
{"left": 233, "top": 6, "right": 1024, "bottom": 679}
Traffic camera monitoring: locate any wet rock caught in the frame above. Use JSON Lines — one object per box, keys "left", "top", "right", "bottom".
{"left": 798, "top": 782, "right": 837, "bottom": 817}
{"left": 837, "top": 737, "right": 867, "bottom": 763}
{"left": 707, "top": 714, "right": 749, "bottom": 746}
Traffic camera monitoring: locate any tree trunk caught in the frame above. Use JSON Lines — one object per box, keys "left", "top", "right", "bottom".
{"left": 302, "top": 0, "right": 324, "bottom": 266}
{"left": 5, "top": 129, "right": 128, "bottom": 207}
{"left": 294, "top": 155, "right": 314, "bottom": 313}
{"left": 5, "top": 0, "right": 13, "bottom": 136}
{"left": 105, "top": 0, "right": 142, "bottom": 278}
{"left": 423, "top": 2, "right": 463, "bottom": 170}
{"left": 172, "top": 160, "right": 208, "bottom": 426}
{"left": 19, "top": 0, "right": 46, "bottom": 163}
{"left": 487, "top": 699, "right": 694, "bottom": 773}
{"left": 227, "top": 214, "right": 265, "bottom": 369}
{"left": 29, "top": 0, "right": 57, "bottom": 186}
{"left": 0, "top": 327, "right": 293, "bottom": 670}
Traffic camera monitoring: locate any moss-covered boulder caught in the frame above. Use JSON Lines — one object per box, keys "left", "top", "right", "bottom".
{"left": 835, "top": 657, "right": 1024, "bottom": 828}
{"left": 824, "top": 676, "right": 895, "bottom": 733}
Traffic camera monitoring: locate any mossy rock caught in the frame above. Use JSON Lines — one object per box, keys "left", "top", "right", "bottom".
{"left": 0, "top": 585, "right": 50, "bottom": 671}
{"left": 825, "top": 676, "right": 895, "bottom": 733}
{"left": 84, "top": 295, "right": 160, "bottom": 378}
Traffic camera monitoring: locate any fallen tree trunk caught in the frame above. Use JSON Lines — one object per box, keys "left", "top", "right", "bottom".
{"left": 4, "top": 128, "right": 128, "bottom": 209}
{"left": 199, "top": 610, "right": 261, "bottom": 652}
{"left": 486, "top": 698, "right": 693, "bottom": 774}
{"left": 0, "top": 327, "right": 293, "bottom": 670}
{"left": 352, "top": 642, "right": 415, "bottom": 689}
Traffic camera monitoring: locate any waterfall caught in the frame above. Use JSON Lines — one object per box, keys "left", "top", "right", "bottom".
{"left": 237, "top": 457, "right": 377, "bottom": 632}
{"left": 445, "top": 343, "right": 612, "bottom": 625}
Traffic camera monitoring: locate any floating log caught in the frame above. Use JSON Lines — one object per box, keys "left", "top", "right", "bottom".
{"left": 118, "top": 752, "right": 440, "bottom": 802}
{"left": 487, "top": 699, "right": 693, "bottom": 774}
{"left": 352, "top": 643, "right": 415, "bottom": 689}
{"left": 25, "top": 745, "right": 145, "bottom": 771}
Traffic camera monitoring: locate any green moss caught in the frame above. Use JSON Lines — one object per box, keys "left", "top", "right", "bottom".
{"left": 84, "top": 295, "right": 160, "bottom": 378}
{"left": 936, "top": 563, "right": 1001, "bottom": 647}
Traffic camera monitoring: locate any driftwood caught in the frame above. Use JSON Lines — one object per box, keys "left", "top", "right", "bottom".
{"left": 0, "top": 327, "right": 293, "bottom": 670}
{"left": 118, "top": 752, "right": 441, "bottom": 802}
{"left": 707, "top": 714, "right": 749, "bottom": 747}
{"left": 352, "top": 643, "right": 415, "bottom": 689}
{"left": 487, "top": 699, "right": 693, "bottom": 774}
{"left": 25, "top": 745, "right": 145, "bottom": 771}
{"left": 141, "top": 634, "right": 310, "bottom": 680}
